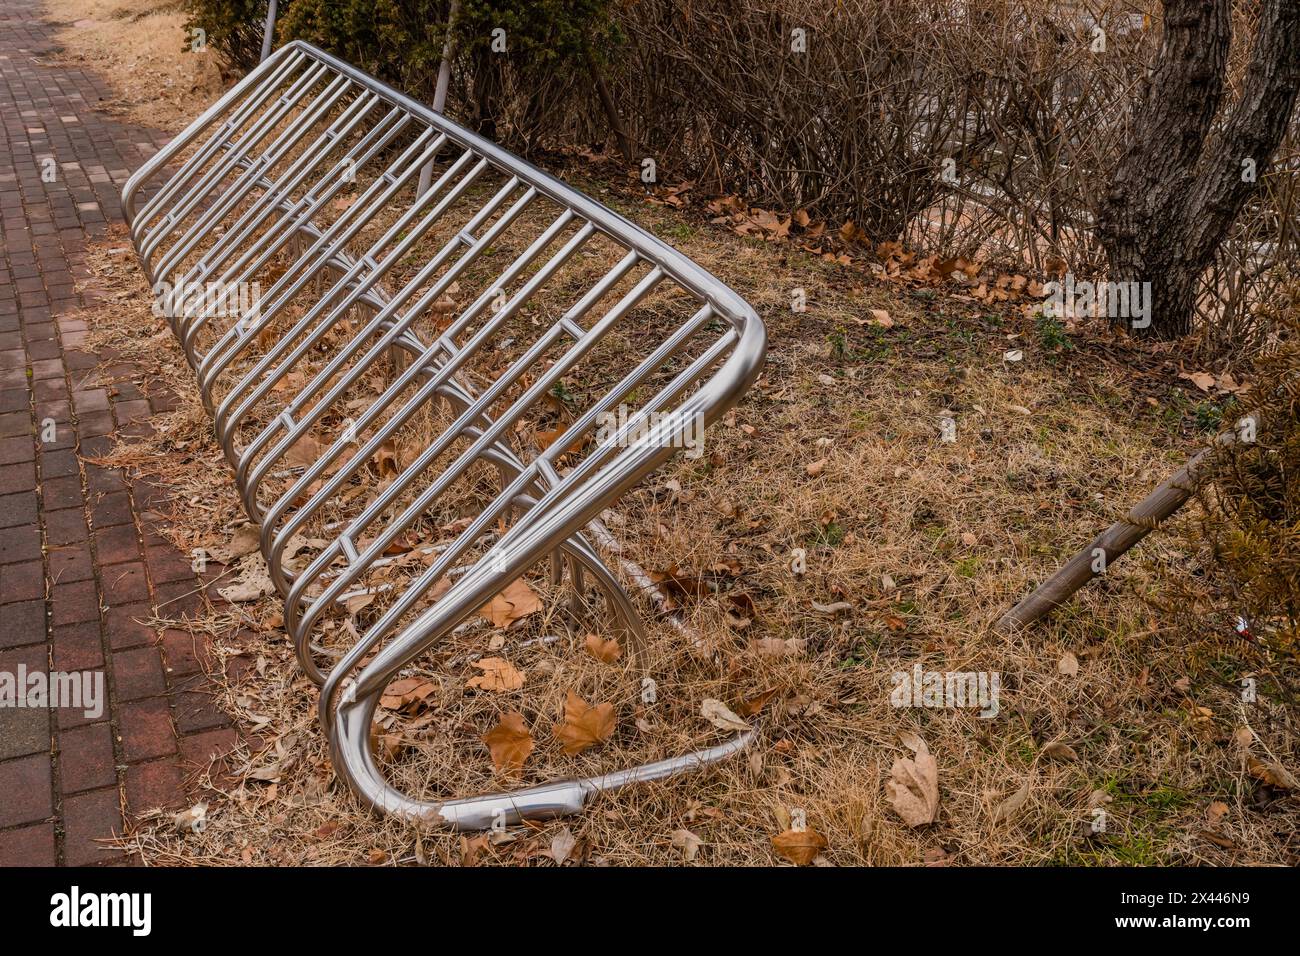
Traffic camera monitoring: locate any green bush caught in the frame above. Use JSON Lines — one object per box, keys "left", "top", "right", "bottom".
{"left": 185, "top": 0, "right": 617, "bottom": 154}
{"left": 185, "top": 0, "right": 272, "bottom": 75}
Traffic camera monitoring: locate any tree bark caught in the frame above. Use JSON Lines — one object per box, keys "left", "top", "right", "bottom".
{"left": 1096, "top": 0, "right": 1300, "bottom": 339}
{"left": 584, "top": 39, "right": 634, "bottom": 164}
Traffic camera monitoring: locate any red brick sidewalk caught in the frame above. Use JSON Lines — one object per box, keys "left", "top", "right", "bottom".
{"left": 1, "top": 1, "right": 236, "bottom": 866}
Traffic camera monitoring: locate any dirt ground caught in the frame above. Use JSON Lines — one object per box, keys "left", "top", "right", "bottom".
{"left": 49, "top": 0, "right": 1299, "bottom": 866}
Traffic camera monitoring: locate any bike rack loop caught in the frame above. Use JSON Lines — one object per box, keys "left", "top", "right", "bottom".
{"left": 121, "top": 41, "right": 766, "bottom": 829}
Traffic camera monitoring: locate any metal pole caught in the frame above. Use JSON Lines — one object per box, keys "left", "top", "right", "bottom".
{"left": 417, "top": 0, "right": 460, "bottom": 196}
{"left": 260, "top": 0, "right": 279, "bottom": 63}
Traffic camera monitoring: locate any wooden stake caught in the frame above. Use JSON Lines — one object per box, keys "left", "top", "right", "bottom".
{"left": 996, "top": 415, "right": 1258, "bottom": 632}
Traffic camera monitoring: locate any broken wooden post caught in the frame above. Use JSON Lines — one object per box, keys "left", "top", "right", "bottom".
{"left": 996, "top": 414, "right": 1258, "bottom": 632}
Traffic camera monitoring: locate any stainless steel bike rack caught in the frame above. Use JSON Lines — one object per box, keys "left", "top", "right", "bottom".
{"left": 121, "top": 41, "right": 766, "bottom": 829}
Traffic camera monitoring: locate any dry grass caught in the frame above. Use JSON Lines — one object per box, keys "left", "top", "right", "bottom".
{"left": 50, "top": 0, "right": 1298, "bottom": 866}
{"left": 44, "top": 0, "right": 224, "bottom": 133}
{"left": 74, "top": 200, "right": 1300, "bottom": 865}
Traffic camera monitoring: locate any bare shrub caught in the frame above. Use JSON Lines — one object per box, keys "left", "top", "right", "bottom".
{"left": 188, "top": 0, "right": 1298, "bottom": 354}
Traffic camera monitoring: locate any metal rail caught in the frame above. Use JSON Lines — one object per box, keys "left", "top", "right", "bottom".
{"left": 121, "top": 40, "right": 765, "bottom": 828}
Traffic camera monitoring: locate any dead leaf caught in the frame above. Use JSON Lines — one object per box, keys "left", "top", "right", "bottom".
{"left": 811, "top": 599, "right": 853, "bottom": 615}
{"left": 548, "top": 826, "right": 578, "bottom": 865}
{"left": 379, "top": 676, "right": 438, "bottom": 712}
{"left": 736, "top": 687, "right": 778, "bottom": 717}
{"left": 174, "top": 802, "right": 208, "bottom": 835}
{"left": 885, "top": 737, "right": 939, "bottom": 826}
{"left": 478, "top": 578, "right": 542, "bottom": 628}
{"left": 1206, "top": 800, "right": 1229, "bottom": 825}
{"left": 206, "top": 524, "right": 260, "bottom": 565}
{"left": 771, "top": 828, "right": 827, "bottom": 865}
{"left": 1199, "top": 830, "right": 1238, "bottom": 850}
{"left": 671, "top": 828, "right": 704, "bottom": 862}
{"left": 1247, "top": 756, "right": 1298, "bottom": 789}
{"left": 991, "top": 780, "right": 1031, "bottom": 823}
{"left": 373, "top": 439, "right": 400, "bottom": 478}
{"left": 897, "top": 730, "right": 926, "bottom": 754}
{"left": 466, "top": 657, "right": 525, "bottom": 693}
{"left": 1057, "top": 651, "right": 1079, "bottom": 676}
{"left": 482, "top": 711, "right": 533, "bottom": 774}
{"left": 1041, "top": 741, "right": 1078, "bottom": 762}
{"left": 218, "top": 553, "right": 275, "bottom": 603}
{"left": 751, "top": 636, "right": 805, "bottom": 657}
{"left": 344, "top": 591, "right": 375, "bottom": 615}
{"left": 1180, "top": 370, "right": 1216, "bottom": 392}
{"left": 555, "top": 691, "right": 616, "bottom": 755}
{"left": 284, "top": 433, "right": 321, "bottom": 469}
{"left": 700, "top": 698, "right": 749, "bottom": 732}
{"left": 583, "top": 633, "right": 622, "bottom": 664}
{"left": 805, "top": 458, "right": 827, "bottom": 477}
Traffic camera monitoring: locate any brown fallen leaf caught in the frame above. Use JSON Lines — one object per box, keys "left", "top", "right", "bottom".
{"left": 1057, "top": 651, "right": 1079, "bottom": 676}
{"left": 1247, "top": 756, "right": 1298, "bottom": 789}
{"left": 379, "top": 676, "right": 438, "bottom": 713}
{"left": 885, "top": 736, "right": 939, "bottom": 826}
{"left": 1206, "top": 800, "right": 1230, "bottom": 825}
{"left": 1041, "top": 741, "right": 1078, "bottom": 762}
{"left": 373, "top": 439, "right": 400, "bottom": 478}
{"left": 284, "top": 433, "right": 321, "bottom": 469}
{"left": 344, "top": 591, "right": 375, "bottom": 615}
{"left": 206, "top": 524, "right": 260, "bottom": 565}
{"left": 555, "top": 691, "right": 616, "bottom": 755}
{"left": 482, "top": 711, "right": 534, "bottom": 774}
{"left": 548, "top": 826, "right": 578, "bottom": 865}
{"left": 375, "top": 731, "right": 404, "bottom": 763}
{"left": 991, "top": 780, "right": 1031, "bottom": 823}
{"left": 478, "top": 577, "right": 542, "bottom": 628}
{"left": 173, "top": 802, "right": 207, "bottom": 835}
{"left": 1179, "top": 370, "right": 1216, "bottom": 392}
{"left": 771, "top": 828, "right": 827, "bottom": 865}
{"left": 583, "top": 633, "right": 622, "bottom": 664}
{"left": 459, "top": 834, "right": 489, "bottom": 866}
{"left": 217, "top": 553, "right": 275, "bottom": 603}
{"left": 466, "top": 657, "right": 525, "bottom": 693}
{"left": 700, "top": 698, "right": 750, "bottom": 732}
{"left": 1199, "top": 830, "right": 1239, "bottom": 850}
{"left": 805, "top": 457, "right": 827, "bottom": 477}
{"left": 736, "top": 687, "right": 778, "bottom": 717}
{"left": 751, "top": 637, "right": 806, "bottom": 657}
{"left": 811, "top": 599, "right": 853, "bottom": 615}
{"left": 671, "top": 828, "right": 704, "bottom": 862}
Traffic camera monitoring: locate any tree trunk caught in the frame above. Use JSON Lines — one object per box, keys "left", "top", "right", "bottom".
{"left": 1096, "top": 0, "right": 1300, "bottom": 339}
{"left": 584, "top": 39, "right": 634, "bottom": 164}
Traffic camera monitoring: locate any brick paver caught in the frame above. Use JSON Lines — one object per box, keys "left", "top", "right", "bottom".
{"left": 0, "top": 0, "right": 239, "bottom": 865}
